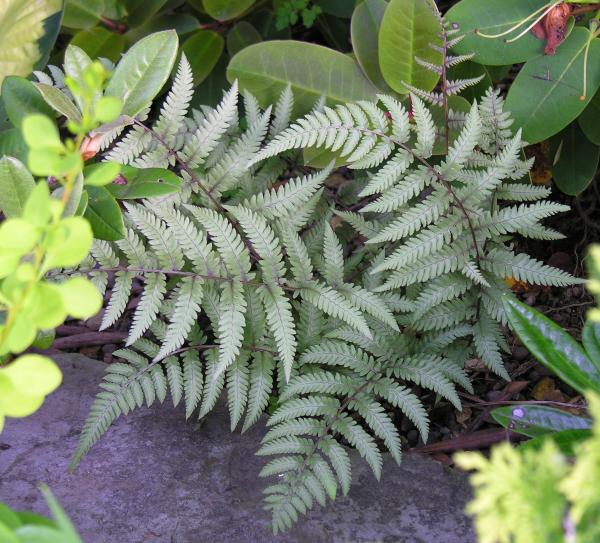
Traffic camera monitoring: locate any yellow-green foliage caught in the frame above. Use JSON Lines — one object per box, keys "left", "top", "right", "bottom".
{"left": 456, "top": 393, "right": 600, "bottom": 543}
{"left": 589, "top": 245, "right": 600, "bottom": 322}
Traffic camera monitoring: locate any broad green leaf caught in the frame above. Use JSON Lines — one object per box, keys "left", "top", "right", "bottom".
{"left": 550, "top": 122, "right": 600, "bottom": 196}
{"left": 492, "top": 405, "right": 592, "bottom": 438}
{"left": 315, "top": 0, "right": 354, "bottom": 17}
{"left": 446, "top": 0, "right": 550, "bottom": 66}
{"left": 583, "top": 320, "right": 600, "bottom": 368}
{"left": 503, "top": 296, "right": 600, "bottom": 395}
{"left": 0, "top": 522, "right": 19, "bottom": 543}
{"left": 105, "top": 30, "right": 179, "bottom": 117}
{"left": 83, "top": 186, "right": 125, "bottom": 241}
{"left": 227, "top": 40, "right": 378, "bottom": 115}
{"left": 227, "top": 22, "right": 262, "bottom": 57}
{"left": 1, "top": 77, "right": 53, "bottom": 128}
{"left": 0, "top": 128, "right": 27, "bottom": 163}
{"left": 182, "top": 30, "right": 225, "bottom": 87}
{"left": 104, "top": 165, "right": 181, "bottom": 199}
{"left": 125, "top": 14, "right": 200, "bottom": 44}
{"left": 14, "top": 525, "right": 67, "bottom": 542}
{"left": 505, "top": 28, "right": 600, "bottom": 144}
{"left": 519, "top": 429, "right": 593, "bottom": 455}
{"left": 70, "top": 27, "right": 126, "bottom": 63}
{"left": 203, "top": 0, "right": 255, "bottom": 21}
{"left": 193, "top": 55, "right": 229, "bottom": 108}
{"left": 124, "top": 0, "right": 169, "bottom": 28}
{"left": 0, "top": 156, "right": 35, "bottom": 218}
{"left": 63, "top": 0, "right": 105, "bottom": 29}
{"left": 351, "top": 0, "right": 391, "bottom": 92}
{"left": 34, "top": 84, "right": 82, "bottom": 123}
{"left": 579, "top": 88, "right": 600, "bottom": 145}
{"left": 0, "top": 0, "right": 62, "bottom": 86}
{"left": 378, "top": 0, "right": 442, "bottom": 94}
{"left": 0, "top": 503, "right": 21, "bottom": 530}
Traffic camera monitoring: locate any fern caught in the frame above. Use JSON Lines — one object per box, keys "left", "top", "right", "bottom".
{"left": 34, "top": 22, "right": 584, "bottom": 534}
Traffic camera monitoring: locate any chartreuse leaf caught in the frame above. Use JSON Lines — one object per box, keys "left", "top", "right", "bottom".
{"left": 0, "top": 156, "right": 35, "bottom": 218}
{"left": 105, "top": 30, "right": 179, "bottom": 117}
{"left": 83, "top": 162, "right": 121, "bottom": 187}
{"left": 57, "top": 277, "right": 103, "bottom": 319}
{"left": 0, "top": 218, "right": 38, "bottom": 278}
{"left": 182, "top": 30, "right": 225, "bottom": 87}
{"left": 502, "top": 296, "right": 600, "bottom": 395}
{"left": 579, "top": 89, "right": 600, "bottom": 145}
{"left": 0, "top": 504, "right": 21, "bottom": 530}
{"left": 0, "top": 0, "right": 62, "bottom": 86}
{"left": 518, "top": 429, "right": 593, "bottom": 455}
{"left": 550, "top": 122, "right": 600, "bottom": 196}
{"left": 203, "top": 0, "right": 255, "bottom": 21}
{"left": 0, "top": 355, "right": 62, "bottom": 424}
{"left": 0, "top": 522, "right": 19, "bottom": 543}
{"left": 1, "top": 76, "right": 53, "bottom": 128}
{"left": 21, "top": 115, "right": 63, "bottom": 152}
{"left": 227, "top": 40, "right": 378, "bottom": 115}
{"left": 446, "top": 0, "right": 549, "bottom": 66}
{"left": 44, "top": 216, "right": 95, "bottom": 269}
{"left": 83, "top": 186, "right": 125, "bottom": 241}
{"left": 351, "top": 0, "right": 391, "bottom": 92}
{"left": 505, "top": 28, "right": 600, "bottom": 144}
{"left": 105, "top": 165, "right": 181, "bottom": 199}
{"left": 378, "top": 0, "right": 442, "bottom": 94}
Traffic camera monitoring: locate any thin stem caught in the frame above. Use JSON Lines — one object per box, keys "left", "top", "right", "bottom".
{"left": 64, "top": 265, "right": 302, "bottom": 292}
{"left": 505, "top": 2, "right": 563, "bottom": 44}
{"left": 474, "top": 0, "right": 559, "bottom": 39}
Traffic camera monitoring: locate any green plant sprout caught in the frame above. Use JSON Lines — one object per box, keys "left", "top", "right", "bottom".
{"left": 0, "top": 61, "right": 122, "bottom": 432}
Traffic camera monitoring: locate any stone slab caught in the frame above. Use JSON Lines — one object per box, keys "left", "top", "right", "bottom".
{"left": 0, "top": 354, "right": 476, "bottom": 543}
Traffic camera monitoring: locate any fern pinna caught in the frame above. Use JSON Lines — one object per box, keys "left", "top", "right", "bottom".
{"left": 41, "top": 36, "right": 581, "bottom": 533}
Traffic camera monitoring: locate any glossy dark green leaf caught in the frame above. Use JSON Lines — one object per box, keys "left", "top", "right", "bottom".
{"left": 579, "top": 88, "right": 600, "bottom": 145}
{"left": 0, "top": 156, "right": 35, "bottom": 218}
{"left": 550, "top": 122, "right": 600, "bottom": 195}
{"left": 315, "top": 0, "right": 355, "bottom": 17}
{"left": 379, "top": 0, "right": 442, "bottom": 94}
{"left": 104, "top": 165, "right": 181, "bottom": 199}
{"left": 0, "top": 128, "right": 27, "bottom": 163}
{"left": 203, "top": 0, "right": 255, "bottom": 20}
{"left": 583, "top": 320, "right": 600, "bottom": 369}
{"left": 83, "top": 186, "right": 124, "bottom": 241}
{"left": 227, "top": 22, "right": 262, "bottom": 57}
{"left": 351, "top": 0, "right": 391, "bottom": 92}
{"left": 227, "top": 40, "right": 378, "bottom": 115}
{"left": 192, "top": 55, "right": 229, "bottom": 108}
{"left": 70, "top": 27, "right": 125, "bottom": 62}
{"left": 505, "top": 28, "right": 600, "bottom": 144}
{"left": 126, "top": 14, "right": 200, "bottom": 44}
{"left": 446, "top": 0, "right": 550, "bottom": 66}
{"left": 503, "top": 296, "right": 600, "bottom": 395}
{"left": 1, "top": 77, "right": 53, "bottom": 129}
{"left": 447, "top": 61, "right": 491, "bottom": 103}
{"left": 315, "top": 13, "right": 351, "bottom": 52}
{"left": 519, "top": 429, "right": 592, "bottom": 455}
{"left": 105, "top": 30, "right": 179, "bottom": 117}
{"left": 245, "top": 8, "right": 291, "bottom": 40}
{"left": 492, "top": 404, "right": 592, "bottom": 438}
{"left": 182, "top": 30, "right": 225, "bottom": 87}
{"left": 124, "top": 0, "right": 169, "bottom": 27}
{"left": 63, "top": 0, "right": 105, "bottom": 29}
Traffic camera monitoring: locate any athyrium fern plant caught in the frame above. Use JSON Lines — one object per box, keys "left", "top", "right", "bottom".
{"left": 35, "top": 26, "right": 582, "bottom": 533}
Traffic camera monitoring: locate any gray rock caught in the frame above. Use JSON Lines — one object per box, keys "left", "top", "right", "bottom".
{"left": 0, "top": 354, "right": 476, "bottom": 543}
